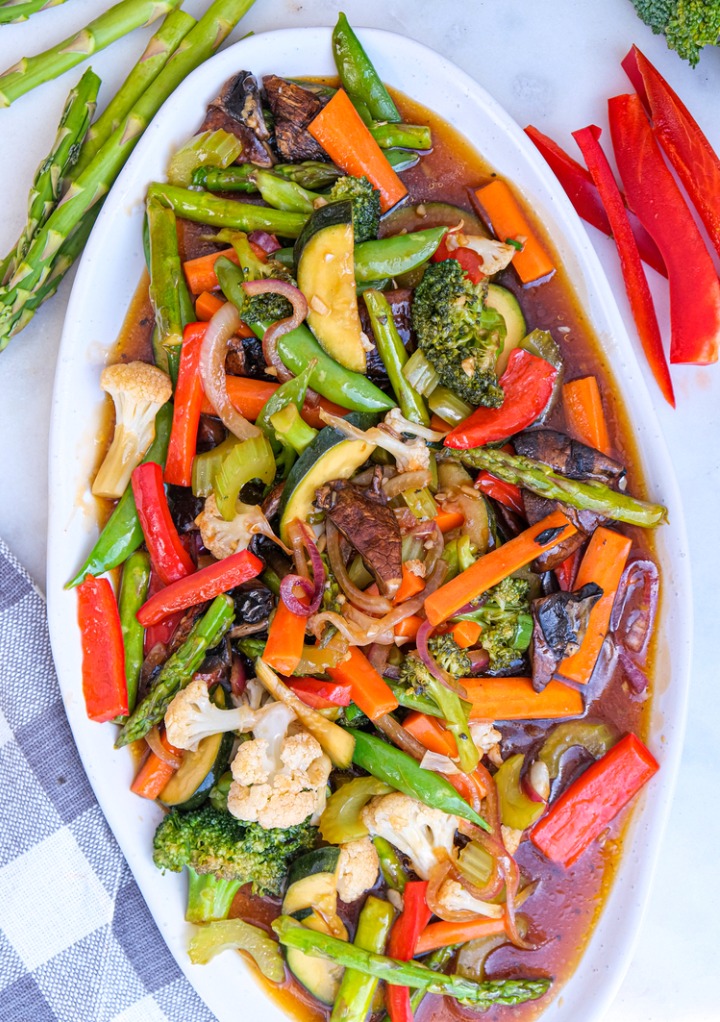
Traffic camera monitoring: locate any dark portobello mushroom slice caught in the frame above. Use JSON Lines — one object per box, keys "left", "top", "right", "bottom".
{"left": 200, "top": 70, "right": 275, "bottom": 167}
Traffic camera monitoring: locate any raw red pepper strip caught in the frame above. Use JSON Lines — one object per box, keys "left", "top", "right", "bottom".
{"left": 142, "top": 567, "right": 184, "bottom": 655}
{"left": 623, "top": 45, "right": 720, "bottom": 263}
{"left": 531, "top": 732, "right": 659, "bottom": 868}
{"left": 77, "top": 575, "right": 128, "bottom": 722}
{"left": 137, "top": 549, "right": 263, "bottom": 626}
{"left": 385, "top": 880, "right": 432, "bottom": 1022}
{"left": 571, "top": 124, "right": 675, "bottom": 407}
{"left": 608, "top": 93, "right": 720, "bottom": 366}
{"left": 285, "top": 678, "right": 353, "bottom": 709}
{"left": 444, "top": 348, "right": 558, "bottom": 449}
{"left": 524, "top": 124, "right": 666, "bottom": 278}
{"left": 474, "top": 470, "right": 524, "bottom": 516}
{"left": 131, "top": 462, "right": 196, "bottom": 586}
{"left": 164, "top": 322, "right": 207, "bottom": 487}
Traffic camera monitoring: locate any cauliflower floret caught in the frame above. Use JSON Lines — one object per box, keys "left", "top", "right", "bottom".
{"left": 445, "top": 232, "right": 517, "bottom": 276}
{"left": 195, "top": 494, "right": 285, "bottom": 561}
{"left": 501, "top": 825, "right": 524, "bottom": 856}
{"left": 92, "top": 361, "right": 172, "bottom": 499}
{"left": 361, "top": 792, "right": 459, "bottom": 880}
{"left": 469, "top": 721, "right": 503, "bottom": 767}
{"left": 336, "top": 837, "right": 380, "bottom": 904}
{"left": 228, "top": 725, "right": 332, "bottom": 830}
{"left": 433, "top": 877, "right": 504, "bottom": 921}
{"left": 318, "top": 409, "right": 431, "bottom": 478}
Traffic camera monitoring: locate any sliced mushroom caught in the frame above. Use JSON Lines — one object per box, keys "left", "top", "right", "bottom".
{"left": 262, "top": 75, "right": 330, "bottom": 162}
{"left": 201, "top": 71, "right": 275, "bottom": 167}
{"left": 530, "top": 582, "right": 604, "bottom": 691}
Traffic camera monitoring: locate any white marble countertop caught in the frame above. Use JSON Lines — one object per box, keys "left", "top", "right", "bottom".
{"left": 1, "top": 0, "right": 718, "bottom": 1019}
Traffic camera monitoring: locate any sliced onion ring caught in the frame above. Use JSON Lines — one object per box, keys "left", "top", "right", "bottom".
{"left": 248, "top": 229, "right": 281, "bottom": 255}
{"left": 145, "top": 726, "right": 182, "bottom": 769}
{"left": 199, "top": 301, "right": 260, "bottom": 439}
{"left": 280, "top": 518, "right": 326, "bottom": 616}
{"left": 326, "top": 520, "right": 394, "bottom": 616}
{"left": 242, "top": 278, "right": 308, "bottom": 384}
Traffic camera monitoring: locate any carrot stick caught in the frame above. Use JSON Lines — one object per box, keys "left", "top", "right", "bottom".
{"left": 195, "top": 290, "right": 224, "bottom": 321}
{"left": 200, "top": 374, "right": 349, "bottom": 429}
{"left": 183, "top": 247, "right": 239, "bottom": 294}
{"left": 393, "top": 565, "right": 426, "bottom": 604}
{"left": 557, "top": 527, "right": 633, "bottom": 684}
{"left": 404, "top": 711, "right": 458, "bottom": 758}
{"left": 451, "top": 620, "right": 482, "bottom": 648}
{"left": 263, "top": 598, "right": 308, "bottom": 676}
{"left": 327, "top": 646, "right": 398, "bottom": 720}
{"left": 474, "top": 179, "right": 555, "bottom": 284}
{"left": 424, "top": 511, "right": 576, "bottom": 626}
{"left": 562, "top": 376, "right": 612, "bottom": 456}
{"left": 430, "top": 414, "right": 452, "bottom": 434}
{"left": 415, "top": 916, "right": 506, "bottom": 954}
{"left": 433, "top": 508, "right": 464, "bottom": 533}
{"left": 130, "top": 733, "right": 181, "bottom": 801}
{"left": 164, "top": 323, "right": 206, "bottom": 488}
{"left": 462, "top": 677, "right": 584, "bottom": 721}
{"left": 394, "top": 614, "right": 423, "bottom": 640}
{"left": 308, "top": 89, "right": 407, "bottom": 212}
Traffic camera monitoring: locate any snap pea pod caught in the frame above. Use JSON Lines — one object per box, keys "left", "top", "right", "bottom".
{"left": 363, "top": 289, "right": 429, "bottom": 426}
{"left": 273, "top": 916, "right": 551, "bottom": 1008}
{"left": 332, "top": 12, "right": 401, "bottom": 123}
{"left": 330, "top": 896, "right": 395, "bottom": 1022}
{"left": 146, "top": 182, "right": 309, "bottom": 238}
{"left": 253, "top": 169, "right": 318, "bottom": 214}
{"left": 369, "top": 122, "right": 432, "bottom": 151}
{"left": 116, "top": 595, "right": 235, "bottom": 747}
{"left": 346, "top": 729, "right": 489, "bottom": 830}
{"left": 117, "top": 550, "right": 151, "bottom": 715}
{"left": 384, "top": 149, "right": 420, "bottom": 173}
{"left": 372, "top": 836, "right": 408, "bottom": 893}
{"left": 65, "top": 403, "right": 173, "bottom": 587}
{"left": 354, "top": 227, "right": 447, "bottom": 283}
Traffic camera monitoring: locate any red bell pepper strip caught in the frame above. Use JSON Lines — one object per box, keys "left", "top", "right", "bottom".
{"left": 142, "top": 567, "right": 184, "bottom": 655}
{"left": 524, "top": 124, "right": 666, "bottom": 278}
{"left": 285, "top": 678, "right": 353, "bottom": 709}
{"left": 385, "top": 880, "right": 432, "bottom": 1022}
{"left": 553, "top": 547, "right": 581, "bottom": 592}
{"left": 571, "top": 124, "right": 675, "bottom": 407}
{"left": 531, "top": 732, "right": 659, "bottom": 868}
{"left": 164, "top": 323, "right": 206, "bottom": 487}
{"left": 474, "top": 470, "right": 524, "bottom": 516}
{"left": 444, "top": 348, "right": 558, "bottom": 449}
{"left": 131, "top": 462, "right": 195, "bottom": 586}
{"left": 77, "top": 575, "right": 128, "bottom": 722}
{"left": 431, "top": 235, "right": 485, "bottom": 284}
{"left": 137, "top": 549, "right": 262, "bottom": 626}
{"left": 623, "top": 45, "right": 720, "bottom": 263}
{"left": 608, "top": 93, "right": 720, "bottom": 366}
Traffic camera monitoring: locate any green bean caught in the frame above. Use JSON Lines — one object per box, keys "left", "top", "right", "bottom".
{"left": 117, "top": 551, "right": 151, "bottom": 714}
{"left": 363, "top": 289, "right": 429, "bottom": 425}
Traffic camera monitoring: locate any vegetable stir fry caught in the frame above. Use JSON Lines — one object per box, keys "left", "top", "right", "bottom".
{"left": 71, "top": 16, "right": 664, "bottom": 1022}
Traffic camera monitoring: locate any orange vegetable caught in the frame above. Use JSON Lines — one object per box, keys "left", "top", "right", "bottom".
{"left": 404, "top": 711, "right": 458, "bottom": 758}
{"left": 462, "top": 676, "right": 584, "bottom": 721}
{"left": 263, "top": 597, "right": 308, "bottom": 676}
{"left": 430, "top": 414, "right": 452, "bottom": 434}
{"left": 200, "top": 374, "right": 349, "bottom": 430}
{"left": 393, "top": 565, "right": 426, "bottom": 604}
{"left": 433, "top": 508, "right": 464, "bottom": 533}
{"left": 183, "top": 247, "right": 239, "bottom": 294}
{"left": 424, "top": 511, "right": 576, "bottom": 626}
{"left": 562, "top": 376, "right": 612, "bottom": 456}
{"left": 558, "top": 527, "right": 632, "bottom": 684}
{"left": 474, "top": 179, "right": 555, "bottom": 284}
{"left": 195, "top": 290, "right": 224, "bottom": 321}
{"left": 327, "top": 646, "right": 398, "bottom": 720}
{"left": 415, "top": 916, "right": 506, "bottom": 954}
{"left": 394, "top": 614, "right": 423, "bottom": 640}
{"left": 451, "top": 620, "right": 482, "bottom": 648}
{"left": 164, "top": 323, "right": 206, "bottom": 488}
{"left": 131, "top": 732, "right": 181, "bottom": 800}
{"left": 308, "top": 89, "right": 407, "bottom": 212}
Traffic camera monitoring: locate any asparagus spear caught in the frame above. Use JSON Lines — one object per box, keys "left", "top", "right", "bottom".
{"left": 0, "top": 0, "right": 259, "bottom": 348}
{"left": 0, "top": 0, "right": 184, "bottom": 108}
{"left": 273, "top": 916, "right": 551, "bottom": 1009}
{"left": 146, "top": 197, "right": 192, "bottom": 381}
{"left": 146, "top": 182, "right": 310, "bottom": 237}
{"left": 0, "top": 0, "right": 67, "bottom": 25}
{"left": 72, "top": 8, "right": 197, "bottom": 176}
{"left": 452, "top": 446, "right": 668, "bottom": 528}
{"left": 409, "top": 946, "right": 458, "bottom": 1015}
{"left": 115, "top": 595, "right": 235, "bottom": 747}
{"left": 330, "top": 897, "right": 395, "bottom": 1022}
{"left": 1, "top": 69, "right": 100, "bottom": 285}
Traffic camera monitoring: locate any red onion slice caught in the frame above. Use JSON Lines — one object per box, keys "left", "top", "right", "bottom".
{"left": 611, "top": 558, "right": 659, "bottom": 662}
{"left": 242, "top": 278, "right": 308, "bottom": 384}
{"left": 199, "top": 301, "right": 261, "bottom": 440}
{"left": 280, "top": 518, "right": 326, "bottom": 616}
{"left": 248, "top": 230, "right": 281, "bottom": 255}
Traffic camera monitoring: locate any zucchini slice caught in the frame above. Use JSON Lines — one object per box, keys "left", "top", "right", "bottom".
{"left": 285, "top": 914, "right": 347, "bottom": 1005}
{"left": 485, "top": 283, "right": 527, "bottom": 374}
{"left": 296, "top": 202, "right": 367, "bottom": 374}
{"left": 287, "top": 846, "right": 341, "bottom": 886}
{"left": 379, "top": 201, "right": 488, "bottom": 238}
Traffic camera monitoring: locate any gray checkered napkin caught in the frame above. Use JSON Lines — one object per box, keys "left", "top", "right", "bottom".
{"left": 0, "top": 537, "right": 217, "bottom": 1022}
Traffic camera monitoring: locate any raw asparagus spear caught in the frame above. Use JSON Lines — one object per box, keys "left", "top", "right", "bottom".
{"left": 0, "top": 0, "right": 183, "bottom": 107}
{"left": 0, "top": 0, "right": 68, "bottom": 25}
{"left": 146, "top": 197, "right": 192, "bottom": 380}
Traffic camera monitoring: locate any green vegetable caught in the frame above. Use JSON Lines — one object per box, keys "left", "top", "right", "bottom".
{"left": 254, "top": 168, "right": 318, "bottom": 214}
{"left": 320, "top": 777, "right": 394, "bottom": 844}
{"left": 116, "top": 596, "right": 235, "bottom": 747}
{"left": 401, "top": 487, "right": 438, "bottom": 520}
{"left": 427, "top": 385, "right": 474, "bottom": 426}
{"left": 630, "top": 0, "right": 720, "bottom": 65}
{"left": 65, "top": 403, "right": 172, "bottom": 587}
{"left": 347, "top": 730, "right": 488, "bottom": 830}
{"left": 384, "top": 148, "right": 420, "bottom": 172}
{"left": 537, "top": 721, "right": 616, "bottom": 779}
{"left": 328, "top": 176, "right": 381, "bottom": 243}
{"left": 213, "top": 433, "right": 276, "bottom": 520}
{"left": 0, "top": 0, "right": 68, "bottom": 25}
{"left": 191, "top": 433, "right": 240, "bottom": 497}
{"left": 330, "top": 896, "right": 395, "bottom": 1022}
{"left": 363, "top": 289, "right": 429, "bottom": 426}
{"left": 255, "top": 351, "right": 316, "bottom": 458}
{"left": 273, "top": 916, "right": 552, "bottom": 1007}
{"left": 354, "top": 227, "right": 447, "bottom": 283}
{"left": 453, "top": 446, "right": 669, "bottom": 528}
{"left": 168, "top": 129, "right": 242, "bottom": 188}
{"left": 453, "top": 576, "right": 533, "bottom": 671}
{"left": 270, "top": 404, "right": 319, "bottom": 457}
{"left": 117, "top": 551, "right": 150, "bottom": 715}
{"left": 494, "top": 754, "right": 545, "bottom": 831}
{"left": 276, "top": 161, "right": 344, "bottom": 189}
{"left": 188, "top": 917, "right": 285, "bottom": 981}
{"left": 146, "top": 198, "right": 193, "bottom": 381}
{"left": 195, "top": 160, "right": 343, "bottom": 193}
{"left": 412, "top": 259, "right": 507, "bottom": 407}
{"left": 146, "top": 182, "right": 309, "bottom": 237}
{"left": 402, "top": 347, "right": 440, "bottom": 397}
{"left": 372, "top": 836, "right": 408, "bottom": 893}
{"left": 409, "top": 945, "right": 457, "bottom": 1013}
{"left": 368, "top": 122, "right": 432, "bottom": 151}
{"left": 185, "top": 868, "right": 242, "bottom": 925}
{"left": 332, "top": 12, "right": 401, "bottom": 123}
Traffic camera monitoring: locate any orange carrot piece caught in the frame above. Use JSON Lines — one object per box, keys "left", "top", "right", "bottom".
{"left": 434, "top": 508, "right": 465, "bottom": 533}
{"left": 430, "top": 413, "right": 452, "bottom": 434}
{"left": 563, "top": 376, "right": 612, "bottom": 456}
{"left": 462, "top": 676, "right": 584, "bottom": 720}
{"left": 131, "top": 733, "right": 181, "bottom": 801}
{"left": 474, "top": 180, "right": 555, "bottom": 284}
{"left": 394, "top": 614, "right": 423, "bottom": 640}
{"left": 200, "top": 375, "right": 349, "bottom": 429}
{"left": 558, "top": 527, "right": 633, "bottom": 684}
{"left": 195, "top": 290, "right": 224, "bottom": 321}
{"left": 393, "top": 565, "right": 426, "bottom": 604}
{"left": 424, "top": 511, "right": 576, "bottom": 626}
{"left": 451, "top": 620, "right": 482, "bottom": 649}
{"left": 263, "top": 598, "right": 308, "bottom": 676}
{"left": 327, "top": 646, "right": 398, "bottom": 720}
{"left": 183, "top": 247, "right": 240, "bottom": 294}
{"left": 308, "top": 89, "right": 407, "bottom": 213}
{"left": 404, "top": 711, "right": 458, "bottom": 758}
{"left": 415, "top": 916, "right": 506, "bottom": 954}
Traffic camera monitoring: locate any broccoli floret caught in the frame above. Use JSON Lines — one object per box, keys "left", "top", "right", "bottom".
{"left": 428, "top": 634, "right": 472, "bottom": 677}
{"left": 454, "top": 576, "right": 533, "bottom": 671}
{"left": 242, "top": 260, "right": 297, "bottom": 323}
{"left": 153, "top": 804, "right": 317, "bottom": 903}
{"left": 630, "top": 0, "right": 720, "bottom": 65}
{"left": 411, "top": 260, "right": 507, "bottom": 407}
{"left": 328, "top": 175, "right": 381, "bottom": 243}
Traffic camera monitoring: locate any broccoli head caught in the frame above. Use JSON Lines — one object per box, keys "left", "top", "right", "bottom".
{"left": 328, "top": 175, "right": 381, "bottom": 243}
{"left": 630, "top": 0, "right": 720, "bottom": 66}
{"left": 153, "top": 804, "right": 317, "bottom": 896}
{"left": 428, "top": 634, "right": 472, "bottom": 678}
{"left": 411, "top": 259, "right": 507, "bottom": 407}
{"left": 241, "top": 261, "right": 297, "bottom": 323}
{"left": 455, "top": 575, "right": 533, "bottom": 671}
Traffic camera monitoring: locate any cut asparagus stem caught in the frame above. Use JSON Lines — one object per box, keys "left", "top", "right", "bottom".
{"left": 72, "top": 8, "right": 196, "bottom": 177}
{"left": 0, "top": 0, "right": 184, "bottom": 108}
{"left": 146, "top": 197, "right": 192, "bottom": 382}
{"left": 0, "top": 0, "right": 259, "bottom": 348}
{"left": 330, "top": 897, "right": 395, "bottom": 1022}
{"left": 146, "top": 182, "right": 309, "bottom": 237}
{"left": 0, "top": 0, "right": 67, "bottom": 24}
{"left": 2, "top": 68, "right": 100, "bottom": 285}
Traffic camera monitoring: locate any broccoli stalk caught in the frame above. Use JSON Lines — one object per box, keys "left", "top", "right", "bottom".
{"left": 453, "top": 576, "right": 533, "bottom": 672}
{"left": 630, "top": 0, "right": 720, "bottom": 66}
{"left": 186, "top": 867, "right": 242, "bottom": 924}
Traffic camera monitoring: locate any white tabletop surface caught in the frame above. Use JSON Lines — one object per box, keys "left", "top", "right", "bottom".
{"left": 1, "top": 0, "right": 718, "bottom": 1019}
